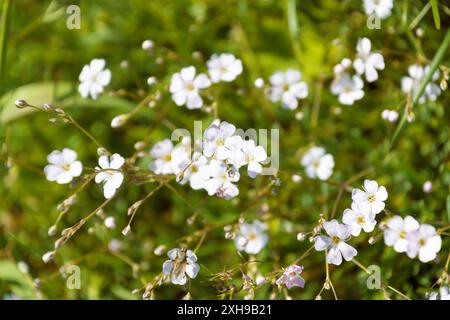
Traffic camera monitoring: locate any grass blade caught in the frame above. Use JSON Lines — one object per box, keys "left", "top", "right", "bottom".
{"left": 430, "top": 0, "right": 441, "bottom": 30}
{"left": 0, "top": 0, "right": 12, "bottom": 94}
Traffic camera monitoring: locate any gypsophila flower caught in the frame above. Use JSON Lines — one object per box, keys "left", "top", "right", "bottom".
{"left": 352, "top": 180, "right": 388, "bottom": 217}
{"left": 78, "top": 58, "right": 111, "bottom": 100}
{"left": 203, "top": 160, "right": 240, "bottom": 199}
{"left": 363, "top": 0, "right": 393, "bottom": 19}
{"left": 169, "top": 66, "right": 211, "bottom": 109}
{"left": 314, "top": 219, "right": 357, "bottom": 265}
{"left": 331, "top": 73, "right": 364, "bottom": 105}
{"left": 401, "top": 64, "right": 441, "bottom": 103}
{"left": 301, "top": 147, "right": 334, "bottom": 181}
{"left": 202, "top": 120, "right": 238, "bottom": 160}
{"left": 343, "top": 202, "right": 377, "bottom": 236}
{"left": 269, "top": 69, "right": 308, "bottom": 110}
{"left": 149, "top": 139, "right": 190, "bottom": 175}
{"left": 233, "top": 139, "right": 267, "bottom": 178}
{"left": 406, "top": 224, "right": 442, "bottom": 263}
{"left": 353, "top": 37, "right": 385, "bottom": 82}
{"left": 207, "top": 53, "right": 243, "bottom": 83}
{"left": 95, "top": 153, "right": 125, "bottom": 199}
{"left": 177, "top": 152, "right": 210, "bottom": 190}
{"left": 276, "top": 265, "right": 305, "bottom": 289}
{"left": 162, "top": 248, "right": 199, "bottom": 285}
{"left": 383, "top": 215, "right": 419, "bottom": 253}
{"left": 422, "top": 181, "right": 432, "bottom": 193}
{"left": 235, "top": 220, "right": 268, "bottom": 254}
{"left": 44, "top": 148, "right": 83, "bottom": 184}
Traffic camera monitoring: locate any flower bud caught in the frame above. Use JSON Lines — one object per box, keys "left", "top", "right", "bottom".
{"left": 15, "top": 99, "right": 29, "bottom": 108}
{"left": 42, "top": 251, "right": 55, "bottom": 263}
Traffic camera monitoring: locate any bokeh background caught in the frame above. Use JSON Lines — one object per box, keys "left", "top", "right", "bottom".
{"left": 0, "top": 0, "right": 449, "bottom": 299}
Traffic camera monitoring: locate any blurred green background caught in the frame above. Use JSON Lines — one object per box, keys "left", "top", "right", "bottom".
{"left": 0, "top": 0, "right": 449, "bottom": 299}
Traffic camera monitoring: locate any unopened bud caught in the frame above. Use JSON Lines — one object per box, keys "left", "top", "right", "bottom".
{"left": 15, "top": 99, "right": 29, "bottom": 108}
{"left": 122, "top": 225, "right": 131, "bottom": 236}
{"left": 48, "top": 225, "right": 57, "bottom": 237}
{"left": 111, "top": 114, "right": 129, "bottom": 128}
{"left": 42, "top": 251, "right": 55, "bottom": 263}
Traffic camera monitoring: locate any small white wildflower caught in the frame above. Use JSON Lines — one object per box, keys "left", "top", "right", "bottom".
{"left": 406, "top": 224, "right": 442, "bottom": 263}
{"left": 269, "top": 69, "right": 308, "bottom": 110}
{"left": 363, "top": 0, "right": 393, "bottom": 19}
{"left": 401, "top": 64, "right": 441, "bottom": 103}
{"left": 301, "top": 147, "right": 334, "bottom": 181}
{"left": 235, "top": 220, "right": 269, "bottom": 254}
{"left": 203, "top": 160, "right": 239, "bottom": 199}
{"left": 78, "top": 59, "right": 111, "bottom": 100}
{"left": 95, "top": 154, "right": 125, "bottom": 199}
{"left": 342, "top": 202, "right": 376, "bottom": 236}
{"left": 383, "top": 215, "right": 419, "bottom": 253}
{"left": 353, "top": 37, "right": 385, "bottom": 82}
{"left": 351, "top": 180, "right": 388, "bottom": 217}
{"left": 331, "top": 74, "right": 364, "bottom": 105}
{"left": 162, "top": 248, "right": 200, "bottom": 285}
{"left": 314, "top": 219, "right": 357, "bottom": 265}
{"left": 207, "top": 53, "right": 243, "bottom": 83}
{"left": 169, "top": 66, "right": 211, "bottom": 109}
{"left": 44, "top": 148, "right": 83, "bottom": 184}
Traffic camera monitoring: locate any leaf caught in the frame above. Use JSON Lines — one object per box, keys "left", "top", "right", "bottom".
{"left": 0, "top": 260, "right": 37, "bottom": 299}
{"left": 430, "top": 0, "right": 440, "bottom": 30}
{"left": 0, "top": 81, "right": 135, "bottom": 123}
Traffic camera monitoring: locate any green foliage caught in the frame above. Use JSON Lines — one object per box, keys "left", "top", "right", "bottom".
{"left": 0, "top": 0, "right": 449, "bottom": 300}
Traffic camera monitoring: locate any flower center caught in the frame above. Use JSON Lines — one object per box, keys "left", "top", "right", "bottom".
{"left": 164, "top": 154, "right": 172, "bottom": 162}
{"left": 399, "top": 230, "right": 407, "bottom": 239}
{"left": 331, "top": 236, "right": 340, "bottom": 244}
{"left": 62, "top": 163, "right": 71, "bottom": 171}
{"left": 367, "top": 194, "right": 376, "bottom": 202}
{"left": 419, "top": 239, "right": 426, "bottom": 247}
{"left": 282, "top": 84, "right": 290, "bottom": 92}
{"left": 357, "top": 216, "right": 365, "bottom": 225}
{"left": 186, "top": 82, "right": 195, "bottom": 91}
{"left": 216, "top": 137, "right": 224, "bottom": 146}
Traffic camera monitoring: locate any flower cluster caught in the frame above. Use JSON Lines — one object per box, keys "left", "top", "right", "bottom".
{"left": 314, "top": 180, "right": 388, "bottom": 265}
{"left": 149, "top": 119, "right": 267, "bottom": 199}
{"left": 331, "top": 38, "right": 385, "bottom": 105}
{"left": 383, "top": 215, "right": 442, "bottom": 263}
{"left": 169, "top": 53, "right": 243, "bottom": 109}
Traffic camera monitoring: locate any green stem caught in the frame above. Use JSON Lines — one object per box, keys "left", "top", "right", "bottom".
{"left": 390, "top": 28, "right": 450, "bottom": 148}
{"left": 0, "top": 0, "right": 12, "bottom": 93}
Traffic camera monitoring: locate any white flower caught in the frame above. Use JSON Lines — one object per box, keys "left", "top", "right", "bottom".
{"left": 343, "top": 202, "right": 377, "bottom": 236}
{"left": 331, "top": 74, "right": 364, "bottom": 105}
{"left": 381, "top": 109, "right": 399, "bottom": 122}
{"left": 314, "top": 220, "right": 357, "bottom": 265}
{"left": 177, "top": 152, "right": 211, "bottom": 190}
{"left": 104, "top": 216, "right": 116, "bottom": 229}
{"left": 169, "top": 66, "right": 211, "bottom": 109}
{"left": 44, "top": 148, "right": 83, "bottom": 184}
{"left": 301, "top": 147, "right": 334, "bottom": 180}
{"left": 383, "top": 215, "right": 419, "bottom": 253}
{"left": 269, "top": 69, "right": 308, "bottom": 110}
{"left": 351, "top": 180, "right": 388, "bottom": 216}
{"left": 231, "top": 139, "right": 267, "bottom": 178}
{"left": 406, "top": 224, "right": 442, "bottom": 263}
{"left": 401, "top": 64, "right": 441, "bottom": 103}
{"left": 162, "top": 248, "right": 200, "bottom": 285}
{"left": 363, "top": 0, "right": 393, "bottom": 19}
{"left": 95, "top": 154, "right": 125, "bottom": 199}
{"left": 78, "top": 58, "right": 111, "bottom": 100}
{"left": 203, "top": 160, "right": 239, "bottom": 199}
{"left": 235, "top": 220, "right": 269, "bottom": 254}
{"left": 202, "top": 120, "right": 238, "bottom": 160}
{"left": 207, "top": 53, "right": 243, "bottom": 83}
{"left": 429, "top": 286, "right": 450, "bottom": 300}
{"left": 353, "top": 37, "right": 385, "bottom": 82}
{"left": 149, "top": 139, "right": 190, "bottom": 175}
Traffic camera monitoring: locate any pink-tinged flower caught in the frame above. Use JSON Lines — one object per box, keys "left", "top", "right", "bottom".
{"left": 276, "top": 265, "right": 305, "bottom": 289}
